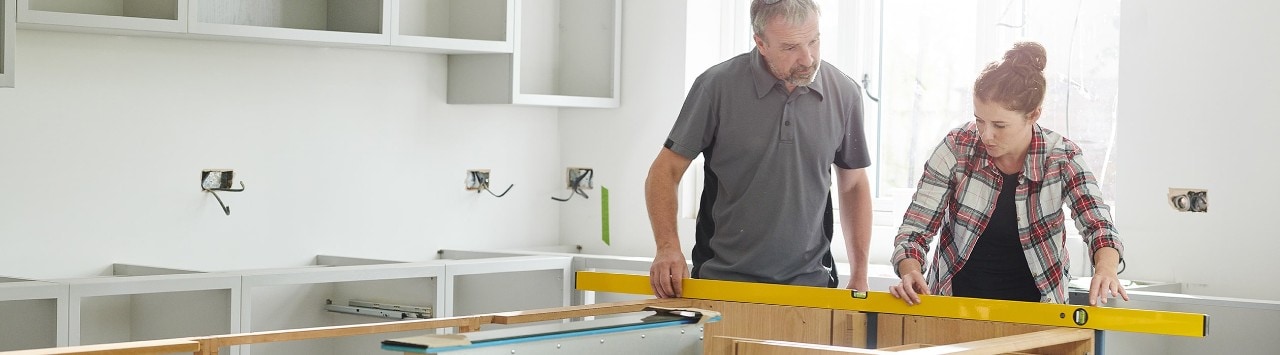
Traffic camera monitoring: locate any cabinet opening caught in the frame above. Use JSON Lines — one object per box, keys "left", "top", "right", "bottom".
{"left": 399, "top": 0, "right": 506, "bottom": 41}
{"left": 30, "top": 0, "right": 179, "bottom": 20}
{"left": 247, "top": 278, "right": 438, "bottom": 355}
{"left": 79, "top": 290, "right": 232, "bottom": 345}
{"left": 0, "top": 299, "right": 58, "bottom": 351}
{"left": 518, "top": 0, "right": 615, "bottom": 98}
{"left": 198, "top": 0, "right": 383, "bottom": 34}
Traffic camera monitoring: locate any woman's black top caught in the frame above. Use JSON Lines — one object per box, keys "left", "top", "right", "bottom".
{"left": 951, "top": 171, "right": 1041, "bottom": 302}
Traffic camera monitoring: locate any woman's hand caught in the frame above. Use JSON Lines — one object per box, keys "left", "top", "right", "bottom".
{"left": 889, "top": 259, "right": 929, "bottom": 305}
{"left": 1089, "top": 247, "right": 1130, "bottom": 306}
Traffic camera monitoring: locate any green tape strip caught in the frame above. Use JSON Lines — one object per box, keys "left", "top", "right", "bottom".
{"left": 601, "top": 186, "right": 610, "bottom": 246}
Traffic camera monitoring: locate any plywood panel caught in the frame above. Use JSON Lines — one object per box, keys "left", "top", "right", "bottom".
{"left": 877, "top": 314, "right": 905, "bottom": 347}
{"left": 897, "top": 316, "right": 1092, "bottom": 355}
{"left": 832, "top": 310, "right": 868, "bottom": 348}
{"left": 696, "top": 300, "right": 834, "bottom": 355}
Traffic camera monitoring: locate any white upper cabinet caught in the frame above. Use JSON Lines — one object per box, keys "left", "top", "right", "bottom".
{"left": 16, "top": 0, "right": 517, "bottom": 52}
{"left": 391, "top": 0, "right": 512, "bottom": 54}
{"left": 2, "top": 0, "right": 14, "bottom": 88}
{"left": 18, "top": 0, "right": 188, "bottom": 33}
{"left": 9, "top": 0, "right": 611, "bottom": 107}
{"left": 447, "top": 0, "right": 621, "bottom": 108}
{"left": 188, "top": 0, "right": 389, "bottom": 46}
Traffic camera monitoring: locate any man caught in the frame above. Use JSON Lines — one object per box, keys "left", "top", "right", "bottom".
{"left": 646, "top": 0, "right": 872, "bottom": 298}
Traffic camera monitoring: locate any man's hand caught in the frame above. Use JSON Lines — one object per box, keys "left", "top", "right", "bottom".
{"left": 650, "top": 248, "right": 689, "bottom": 298}
{"left": 845, "top": 278, "right": 869, "bottom": 292}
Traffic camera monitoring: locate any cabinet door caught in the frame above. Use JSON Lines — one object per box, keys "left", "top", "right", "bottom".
{"left": 188, "top": 0, "right": 390, "bottom": 46}
{"left": 2, "top": 0, "right": 14, "bottom": 88}
{"left": 17, "top": 0, "right": 188, "bottom": 33}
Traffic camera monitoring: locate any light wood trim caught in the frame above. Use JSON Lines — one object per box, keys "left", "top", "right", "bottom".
{"left": 730, "top": 329, "right": 1089, "bottom": 355}
{"left": 895, "top": 328, "right": 1092, "bottom": 355}
{"left": 490, "top": 298, "right": 694, "bottom": 324}
{"left": 895, "top": 315, "right": 1092, "bottom": 354}
{"left": 730, "top": 338, "right": 892, "bottom": 355}
{"left": 877, "top": 344, "right": 1036, "bottom": 355}
{"left": 877, "top": 344, "right": 930, "bottom": 351}
{"left": 196, "top": 315, "right": 494, "bottom": 355}
{"left": 0, "top": 338, "right": 200, "bottom": 355}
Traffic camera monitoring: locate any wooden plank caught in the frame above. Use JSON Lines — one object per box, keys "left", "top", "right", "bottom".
{"left": 700, "top": 300, "right": 834, "bottom": 355}
{"left": 877, "top": 344, "right": 930, "bottom": 351}
{"left": 877, "top": 344, "right": 1038, "bottom": 355}
{"left": 0, "top": 338, "right": 200, "bottom": 354}
{"left": 198, "top": 314, "right": 494, "bottom": 352}
{"left": 730, "top": 338, "right": 891, "bottom": 355}
{"left": 831, "top": 311, "right": 868, "bottom": 348}
{"left": 490, "top": 298, "right": 694, "bottom": 324}
{"left": 899, "top": 316, "right": 1092, "bottom": 355}
{"left": 895, "top": 328, "right": 1092, "bottom": 355}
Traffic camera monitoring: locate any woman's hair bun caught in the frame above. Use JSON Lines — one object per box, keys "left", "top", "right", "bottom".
{"left": 1003, "top": 41, "right": 1047, "bottom": 72}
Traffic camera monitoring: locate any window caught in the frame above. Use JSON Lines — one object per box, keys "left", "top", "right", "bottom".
{"left": 873, "top": 0, "right": 1121, "bottom": 216}
{"left": 679, "top": 0, "right": 1120, "bottom": 224}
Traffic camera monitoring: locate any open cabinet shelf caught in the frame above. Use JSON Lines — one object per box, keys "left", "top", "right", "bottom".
{"left": 447, "top": 0, "right": 620, "bottom": 107}
{"left": 53, "top": 264, "right": 240, "bottom": 348}
{"left": 0, "top": 277, "right": 66, "bottom": 351}
{"left": 188, "top": 0, "right": 389, "bottom": 45}
{"left": 390, "top": 0, "right": 512, "bottom": 54}
{"left": 234, "top": 256, "right": 444, "bottom": 355}
{"left": 18, "top": 0, "right": 187, "bottom": 33}
{"left": 438, "top": 255, "right": 572, "bottom": 324}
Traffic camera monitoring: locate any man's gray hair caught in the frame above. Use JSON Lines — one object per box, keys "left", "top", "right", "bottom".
{"left": 750, "top": 0, "right": 822, "bottom": 38}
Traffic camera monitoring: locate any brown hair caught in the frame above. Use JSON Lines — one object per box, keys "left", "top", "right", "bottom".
{"left": 974, "top": 42, "right": 1047, "bottom": 114}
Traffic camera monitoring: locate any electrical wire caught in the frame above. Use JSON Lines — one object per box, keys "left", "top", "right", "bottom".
{"left": 551, "top": 170, "right": 593, "bottom": 202}
{"left": 471, "top": 171, "right": 513, "bottom": 198}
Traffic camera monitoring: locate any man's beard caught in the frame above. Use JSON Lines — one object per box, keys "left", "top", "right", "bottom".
{"left": 785, "top": 61, "right": 821, "bottom": 87}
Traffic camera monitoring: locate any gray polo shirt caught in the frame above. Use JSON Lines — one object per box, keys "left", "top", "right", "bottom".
{"left": 665, "top": 48, "right": 870, "bottom": 287}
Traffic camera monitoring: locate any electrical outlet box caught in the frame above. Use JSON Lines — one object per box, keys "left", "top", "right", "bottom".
{"left": 1168, "top": 188, "right": 1208, "bottom": 212}
{"left": 201, "top": 170, "right": 234, "bottom": 190}
{"left": 567, "top": 167, "right": 594, "bottom": 190}
{"left": 465, "top": 170, "right": 491, "bottom": 191}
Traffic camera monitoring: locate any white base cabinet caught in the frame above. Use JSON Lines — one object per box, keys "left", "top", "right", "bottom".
{"left": 54, "top": 264, "right": 241, "bottom": 348}
{"left": 0, "top": 277, "right": 66, "bottom": 351}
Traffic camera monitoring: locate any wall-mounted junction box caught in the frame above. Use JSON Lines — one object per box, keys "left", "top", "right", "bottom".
{"left": 466, "top": 170, "right": 491, "bottom": 191}
{"left": 1168, "top": 188, "right": 1208, "bottom": 213}
{"left": 201, "top": 170, "right": 235, "bottom": 190}
{"left": 566, "top": 167, "right": 593, "bottom": 190}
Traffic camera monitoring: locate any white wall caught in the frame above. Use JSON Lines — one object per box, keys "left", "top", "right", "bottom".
{"left": 0, "top": 30, "right": 563, "bottom": 278}
{"left": 1117, "top": 0, "right": 1280, "bottom": 300}
{"left": 558, "top": 0, "right": 693, "bottom": 256}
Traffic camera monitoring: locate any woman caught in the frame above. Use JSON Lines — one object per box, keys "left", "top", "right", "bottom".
{"left": 889, "top": 42, "right": 1127, "bottom": 306}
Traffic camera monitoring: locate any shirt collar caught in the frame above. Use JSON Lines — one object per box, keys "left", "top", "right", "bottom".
{"left": 979, "top": 124, "right": 1048, "bottom": 182}
{"left": 750, "top": 47, "right": 826, "bottom": 99}
{"left": 1023, "top": 124, "right": 1048, "bottom": 182}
